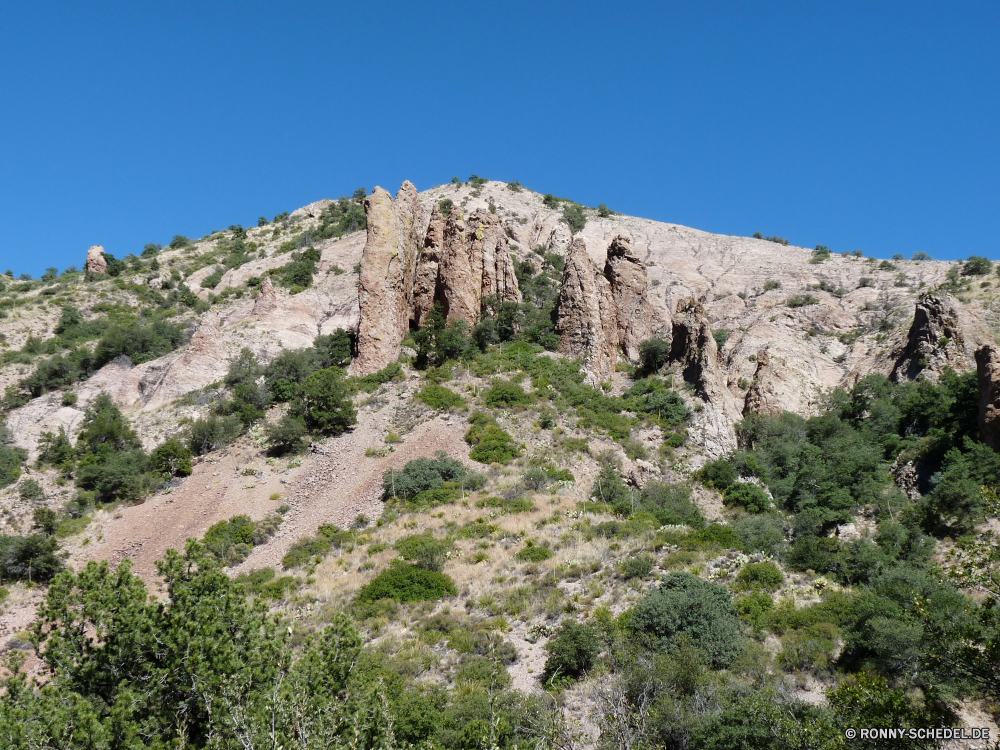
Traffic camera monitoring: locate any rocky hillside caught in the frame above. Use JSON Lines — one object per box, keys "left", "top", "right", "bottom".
{"left": 1, "top": 179, "right": 999, "bottom": 748}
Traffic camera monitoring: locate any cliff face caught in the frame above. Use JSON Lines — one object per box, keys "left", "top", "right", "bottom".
{"left": 743, "top": 349, "right": 783, "bottom": 417}
{"left": 410, "top": 205, "right": 445, "bottom": 328}
{"left": 555, "top": 237, "right": 620, "bottom": 384}
{"left": 354, "top": 182, "right": 425, "bottom": 375}
{"left": 436, "top": 209, "right": 521, "bottom": 327}
{"left": 554, "top": 232, "right": 656, "bottom": 382}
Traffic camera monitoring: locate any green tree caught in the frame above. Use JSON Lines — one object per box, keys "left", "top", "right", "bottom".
{"left": 295, "top": 367, "right": 357, "bottom": 435}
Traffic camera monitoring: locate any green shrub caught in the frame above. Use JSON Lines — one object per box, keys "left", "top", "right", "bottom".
{"left": 0, "top": 533, "right": 64, "bottom": 582}
{"left": 264, "top": 415, "right": 308, "bottom": 456}
{"left": 629, "top": 572, "right": 744, "bottom": 667}
{"left": 961, "top": 256, "right": 992, "bottom": 276}
{"left": 777, "top": 623, "right": 839, "bottom": 671}
{"left": 382, "top": 452, "right": 469, "bottom": 500}
{"left": 483, "top": 381, "right": 530, "bottom": 408}
{"left": 475, "top": 496, "right": 535, "bottom": 514}
{"left": 417, "top": 384, "right": 464, "bottom": 411}
{"left": 638, "top": 338, "right": 671, "bottom": 374}
{"left": 0, "top": 443, "right": 26, "bottom": 489}
{"left": 637, "top": 481, "right": 705, "bottom": 527}
{"left": 723, "top": 482, "right": 771, "bottom": 513}
{"left": 356, "top": 562, "right": 457, "bottom": 603}
{"left": 295, "top": 367, "right": 356, "bottom": 435}
{"left": 619, "top": 553, "right": 655, "bottom": 580}
{"left": 733, "top": 514, "right": 786, "bottom": 557}
{"left": 393, "top": 533, "right": 450, "bottom": 572}
{"left": 150, "top": 439, "right": 193, "bottom": 477}
{"left": 699, "top": 458, "right": 738, "bottom": 490}
{"left": 515, "top": 541, "right": 553, "bottom": 563}
{"left": 202, "top": 515, "right": 256, "bottom": 566}
{"left": 543, "top": 620, "right": 600, "bottom": 681}
{"left": 201, "top": 268, "right": 224, "bottom": 289}
{"left": 734, "top": 562, "right": 785, "bottom": 592}
{"left": 93, "top": 318, "right": 189, "bottom": 368}
{"left": 561, "top": 203, "right": 587, "bottom": 234}
{"left": 785, "top": 294, "right": 819, "bottom": 308}
{"left": 354, "top": 361, "right": 403, "bottom": 393}
{"left": 712, "top": 329, "right": 729, "bottom": 350}
{"left": 188, "top": 414, "right": 243, "bottom": 455}
{"left": 282, "top": 535, "right": 333, "bottom": 569}
{"left": 734, "top": 591, "right": 774, "bottom": 629}
{"left": 465, "top": 413, "right": 520, "bottom": 464}
{"left": 19, "top": 479, "right": 43, "bottom": 501}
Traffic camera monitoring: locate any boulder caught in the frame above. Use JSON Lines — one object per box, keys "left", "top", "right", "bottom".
{"left": 85, "top": 245, "right": 107, "bottom": 275}
{"left": 555, "top": 237, "right": 619, "bottom": 384}
{"left": 976, "top": 344, "right": 1000, "bottom": 450}
{"left": 354, "top": 182, "right": 425, "bottom": 375}
{"left": 604, "top": 230, "right": 653, "bottom": 362}
{"left": 742, "top": 349, "right": 783, "bottom": 417}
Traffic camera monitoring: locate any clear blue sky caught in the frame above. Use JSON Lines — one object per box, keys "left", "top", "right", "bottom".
{"left": 2, "top": 1, "right": 998, "bottom": 277}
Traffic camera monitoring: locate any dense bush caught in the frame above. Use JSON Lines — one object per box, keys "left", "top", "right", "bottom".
{"left": 382, "top": 452, "right": 470, "bottom": 500}
{"left": 272, "top": 247, "right": 321, "bottom": 292}
{"left": 188, "top": 414, "right": 243, "bottom": 455}
{"left": 638, "top": 338, "right": 671, "bottom": 374}
{"left": 0, "top": 442, "right": 26, "bottom": 488}
{"left": 636, "top": 481, "right": 705, "bottom": 527}
{"left": 0, "top": 533, "right": 63, "bottom": 582}
{"left": 93, "top": 318, "right": 189, "bottom": 367}
{"left": 619, "top": 553, "right": 656, "bottom": 580}
{"left": 543, "top": 620, "right": 600, "bottom": 681}
{"left": 417, "top": 383, "right": 465, "bottom": 411}
{"left": 356, "top": 562, "right": 457, "bottom": 603}
{"left": 722, "top": 481, "right": 771, "bottom": 512}
{"left": 393, "top": 533, "right": 451, "bottom": 572}
{"left": 961, "top": 255, "right": 992, "bottom": 276}
{"left": 630, "top": 573, "right": 744, "bottom": 667}
{"left": 465, "top": 413, "right": 521, "bottom": 464}
{"left": 264, "top": 414, "right": 308, "bottom": 456}
{"left": 515, "top": 541, "right": 554, "bottom": 563}
{"left": 734, "top": 562, "right": 785, "bottom": 592}
{"left": 483, "top": 381, "right": 531, "bottom": 408}
{"left": 295, "top": 367, "right": 357, "bottom": 435}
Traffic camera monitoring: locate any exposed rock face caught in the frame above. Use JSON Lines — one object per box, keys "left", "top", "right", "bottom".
{"left": 252, "top": 276, "right": 277, "bottom": 317}
{"left": 86, "top": 245, "right": 107, "bottom": 275}
{"left": 354, "top": 182, "right": 425, "bottom": 375}
{"left": 669, "top": 298, "right": 719, "bottom": 399}
{"left": 976, "top": 345, "right": 1000, "bottom": 450}
{"left": 555, "top": 238, "right": 619, "bottom": 384}
{"left": 410, "top": 204, "right": 445, "bottom": 328}
{"left": 743, "top": 349, "right": 783, "bottom": 417}
{"left": 604, "top": 230, "right": 653, "bottom": 362}
{"left": 890, "top": 293, "right": 973, "bottom": 381}
{"left": 436, "top": 209, "right": 521, "bottom": 326}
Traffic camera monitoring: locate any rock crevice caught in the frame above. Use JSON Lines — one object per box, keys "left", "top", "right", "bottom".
{"left": 977, "top": 344, "right": 1000, "bottom": 450}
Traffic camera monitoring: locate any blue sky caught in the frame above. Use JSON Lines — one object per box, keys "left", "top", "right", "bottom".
{"left": 1, "top": 1, "right": 998, "bottom": 276}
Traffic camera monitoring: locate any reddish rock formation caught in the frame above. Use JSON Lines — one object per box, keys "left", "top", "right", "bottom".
{"left": 604, "top": 230, "right": 653, "bottom": 362}
{"left": 669, "top": 298, "right": 720, "bottom": 399}
{"left": 410, "top": 204, "right": 445, "bottom": 328}
{"left": 435, "top": 209, "right": 521, "bottom": 327}
{"left": 354, "top": 182, "right": 425, "bottom": 375}
{"left": 252, "top": 275, "right": 278, "bottom": 317}
{"left": 555, "top": 238, "right": 619, "bottom": 384}
{"left": 890, "top": 293, "right": 973, "bottom": 381}
{"left": 976, "top": 344, "right": 1000, "bottom": 451}
{"left": 86, "top": 245, "right": 107, "bottom": 275}
{"left": 742, "top": 349, "right": 782, "bottom": 417}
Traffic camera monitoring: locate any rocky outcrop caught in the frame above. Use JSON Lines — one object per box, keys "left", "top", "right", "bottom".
{"left": 410, "top": 205, "right": 445, "bottom": 328}
{"left": 743, "top": 349, "right": 783, "bottom": 417}
{"left": 252, "top": 276, "right": 277, "bottom": 317}
{"left": 436, "top": 209, "right": 521, "bottom": 326}
{"left": 976, "top": 345, "right": 1000, "bottom": 451}
{"left": 354, "top": 182, "right": 425, "bottom": 375}
{"left": 604, "top": 230, "right": 653, "bottom": 362}
{"left": 555, "top": 238, "right": 620, "bottom": 384}
{"left": 890, "top": 293, "right": 976, "bottom": 382}
{"left": 669, "top": 298, "right": 720, "bottom": 399}
{"left": 86, "top": 246, "right": 107, "bottom": 275}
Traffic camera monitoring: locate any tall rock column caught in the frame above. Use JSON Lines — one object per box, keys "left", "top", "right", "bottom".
{"left": 354, "top": 182, "right": 425, "bottom": 375}
{"left": 410, "top": 204, "right": 445, "bottom": 328}
{"left": 604, "top": 230, "right": 653, "bottom": 362}
{"left": 743, "top": 349, "right": 782, "bottom": 416}
{"left": 976, "top": 344, "right": 1000, "bottom": 450}
{"left": 85, "top": 245, "right": 108, "bottom": 275}
{"left": 555, "top": 238, "right": 619, "bottom": 384}
{"left": 436, "top": 209, "right": 521, "bottom": 327}
{"left": 669, "top": 298, "right": 721, "bottom": 399}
